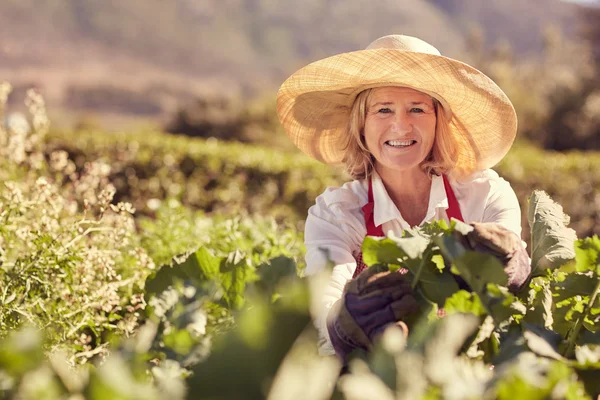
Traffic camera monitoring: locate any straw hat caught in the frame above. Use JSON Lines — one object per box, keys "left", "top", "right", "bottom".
{"left": 276, "top": 35, "right": 517, "bottom": 173}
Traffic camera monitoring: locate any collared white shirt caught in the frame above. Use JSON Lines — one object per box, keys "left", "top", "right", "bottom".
{"left": 304, "top": 169, "right": 523, "bottom": 356}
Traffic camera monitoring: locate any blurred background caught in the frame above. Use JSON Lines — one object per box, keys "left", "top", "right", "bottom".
{"left": 3, "top": 3, "right": 600, "bottom": 398}
{"left": 1, "top": 0, "right": 599, "bottom": 242}
{"left": 0, "top": 0, "right": 599, "bottom": 151}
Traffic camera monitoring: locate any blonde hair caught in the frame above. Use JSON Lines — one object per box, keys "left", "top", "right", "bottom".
{"left": 342, "top": 87, "right": 459, "bottom": 180}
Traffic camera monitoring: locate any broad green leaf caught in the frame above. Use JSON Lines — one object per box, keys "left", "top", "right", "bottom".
{"left": 431, "top": 254, "right": 445, "bottom": 273}
{"left": 450, "top": 219, "right": 475, "bottom": 236}
{"left": 388, "top": 234, "right": 430, "bottom": 260}
{"left": 483, "top": 283, "right": 525, "bottom": 323}
{"left": 443, "top": 290, "right": 486, "bottom": 316}
{"left": 575, "top": 236, "right": 600, "bottom": 274}
{"left": 551, "top": 272, "right": 599, "bottom": 337}
{"left": 256, "top": 256, "right": 298, "bottom": 301}
{"left": 196, "top": 247, "right": 222, "bottom": 280}
{"left": 527, "top": 191, "right": 577, "bottom": 275}
{"left": 523, "top": 277, "right": 554, "bottom": 330}
{"left": 492, "top": 328, "right": 529, "bottom": 366}
{"left": 465, "top": 316, "right": 496, "bottom": 360}
{"left": 144, "top": 247, "right": 222, "bottom": 298}
{"left": 405, "top": 219, "right": 450, "bottom": 237}
{"left": 163, "top": 329, "right": 196, "bottom": 355}
{"left": 404, "top": 256, "right": 460, "bottom": 307}
{"left": 362, "top": 235, "right": 459, "bottom": 305}
{"left": 219, "top": 251, "right": 258, "bottom": 309}
{"left": 522, "top": 324, "right": 564, "bottom": 361}
{"left": 361, "top": 237, "right": 405, "bottom": 268}
{"left": 436, "top": 236, "right": 508, "bottom": 292}
{"left": 436, "top": 236, "right": 516, "bottom": 323}
{"left": 552, "top": 272, "right": 597, "bottom": 303}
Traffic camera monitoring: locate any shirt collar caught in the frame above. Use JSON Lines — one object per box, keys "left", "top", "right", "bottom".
{"left": 372, "top": 171, "right": 449, "bottom": 227}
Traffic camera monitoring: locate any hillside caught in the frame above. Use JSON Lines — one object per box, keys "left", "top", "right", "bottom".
{"left": 430, "top": 0, "right": 579, "bottom": 55}
{"left": 0, "top": 0, "right": 584, "bottom": 127}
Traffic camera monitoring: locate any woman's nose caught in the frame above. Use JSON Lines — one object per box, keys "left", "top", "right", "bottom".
{"left": 390, "top": 111, "right": 412, "bottom": 132}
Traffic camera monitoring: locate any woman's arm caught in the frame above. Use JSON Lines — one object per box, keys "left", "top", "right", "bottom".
{"left": 479, "top": 175, "right": 531, "bottom": 290}
{"left": 481, "top": 173, "right": 523, "bottom": 238}
{"left": 304, "top": 187, "right": 366, "bottom": 355}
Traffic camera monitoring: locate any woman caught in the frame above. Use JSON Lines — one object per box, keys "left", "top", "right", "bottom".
{"left": 276, "top": 35, "right": 531, "bottom": 361}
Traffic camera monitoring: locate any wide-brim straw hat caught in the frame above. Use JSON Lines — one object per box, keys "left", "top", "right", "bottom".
{"left": 276, "top": 35, "right": 517, "bottom": 174}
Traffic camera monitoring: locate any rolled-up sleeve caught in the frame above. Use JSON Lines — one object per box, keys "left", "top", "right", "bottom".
{"left": 482, "top": 175, "right": 523, "bottom": 240}
{"left": 304, "top": 186, "right": 366, "bottom": 355}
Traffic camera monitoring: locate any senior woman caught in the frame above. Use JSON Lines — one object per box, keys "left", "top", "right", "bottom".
{"left": 276, "top": 35, "right": 531, "bottom": 362}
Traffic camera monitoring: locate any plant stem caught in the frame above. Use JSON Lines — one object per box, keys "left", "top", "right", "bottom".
{"left": 411, "top": 249, "right": 430, "bottom": 290}
{"left": 564, "top": 275, "right": 600, "bottom": 358}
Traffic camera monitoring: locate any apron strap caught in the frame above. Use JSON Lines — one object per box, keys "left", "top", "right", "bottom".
{"left": 442, "top": 175, "right": 464, "bottom": 222}
{"left": 362, "top": 178, "right": 385, "bottom": 237}
{"left": 363, "top": 174, "right": 464, "bottom": 236}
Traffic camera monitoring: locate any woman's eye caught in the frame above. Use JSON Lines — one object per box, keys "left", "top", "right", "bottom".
{"left": 411, "top": 107, "right": 425, "bottom": 113}
{"left": 377, "top": 108, "right": 392, "bottom": 113}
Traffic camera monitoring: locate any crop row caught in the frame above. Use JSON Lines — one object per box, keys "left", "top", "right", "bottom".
{"left": 47, "top": 129, "right": 600, "bottom": 243}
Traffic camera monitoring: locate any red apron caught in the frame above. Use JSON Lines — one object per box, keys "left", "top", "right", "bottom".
{"left": 352, "top": 175, "right": 464, "bottom": 278}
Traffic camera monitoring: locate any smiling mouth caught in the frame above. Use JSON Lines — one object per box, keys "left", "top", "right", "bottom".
{"left": 385, "top": 140, "right": 417, "bottom": 148}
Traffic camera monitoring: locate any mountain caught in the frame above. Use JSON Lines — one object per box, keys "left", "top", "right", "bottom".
{"left": 0, "top": 0, "right": 584, "bottom": 126}
{"left": 429, "top": 0, "right": 579, "bottom": 56}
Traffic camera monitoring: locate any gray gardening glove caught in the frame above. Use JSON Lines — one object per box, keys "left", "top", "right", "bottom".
{"left": 456, "top": 222, "right": 531, "bottom": 292}
{"left": 326, "top": 266, "right": 419, "bottom": 363}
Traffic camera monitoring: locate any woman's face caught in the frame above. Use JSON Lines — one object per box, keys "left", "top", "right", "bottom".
{"left": 364, "top": 86, "right": 436, "bottom": 174}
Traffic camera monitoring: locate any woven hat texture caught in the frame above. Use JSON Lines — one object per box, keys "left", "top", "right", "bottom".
{"left": 276, "top": 35, "right": 517, "bottom": 173}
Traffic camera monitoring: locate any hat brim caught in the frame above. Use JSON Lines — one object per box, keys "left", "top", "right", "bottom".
{"left": 276, "top": 49, "right": 517, "bottom": 173}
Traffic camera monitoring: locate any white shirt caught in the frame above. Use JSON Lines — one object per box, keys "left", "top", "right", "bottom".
{"left": 303, "top": 169, "right": 523, "bottom": 356}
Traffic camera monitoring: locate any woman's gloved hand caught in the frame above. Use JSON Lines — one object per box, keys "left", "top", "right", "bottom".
{"left": 326, "top": 266, "right": 418, "bottom": 363}
{"left": 457, "top": 222, "right": 531, "bottom": 292}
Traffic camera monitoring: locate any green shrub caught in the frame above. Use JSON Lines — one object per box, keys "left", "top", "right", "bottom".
{"left": 46, "top": 129, "right": 600, "bottom": 246}
{"left": 0, "top": 83, "right": 155, "bottom": 364}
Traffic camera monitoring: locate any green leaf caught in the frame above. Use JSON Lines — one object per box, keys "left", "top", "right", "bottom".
{"left": 361, "top": 237, "right": 406, "bottom": 268}
{"left": 405, "top": 219, "right": 450, "bottom": 237}
{"left": 575, "top": 236, "right": 600, "bottom": 274}
{"left": 443, "top": 290, "right": 486, "bottom": 316}
{"left": 431, "top": 254, "right": 445, "bottom": 273}
{"left": 196, "top": 247, "right": 222, "bottom": 280}
{"left": 483, "top": 283, "right": 525, "bottom": 323}
{"left": 522, "top": 324, "right": 564, "bottom": 361}
{"left": 362, "top": 236, "right": 459, "bottom": 306}
{"left": 523, "top": 277, "right": 554, "bottom": 330}
{"left": 527, "top": 191, "right": 577, "bottom": 275}
{"left": 219, "top": 251, "right": 258, "bottom": 309}
{"left": 436, "top": 236, "right": 519, "bottom": 323}
{"left": 551, "top": 272, "right": 598, "bottom": 337}
{"left": 436, "top": 236, "right": 508, "bottom": 292}
{"left": 255, "top": 256, "right": 298, "bottom": 301}
{"left": 144, "top": 247, "right": 222, "bottom": 298}
{"left": 408, "top": 261, "right": 460, "bottom": 307}
{"left": 450, "top": 219, "right": 475, "bottom": 236}
{"left": 163, "top": 329, "right": 196, "bottom": 355}
{"left": 389, "top": 234, "right": 430, "bottom": 260}
{"left": 552, "top": 272, "right": 597, "bottom": 303}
